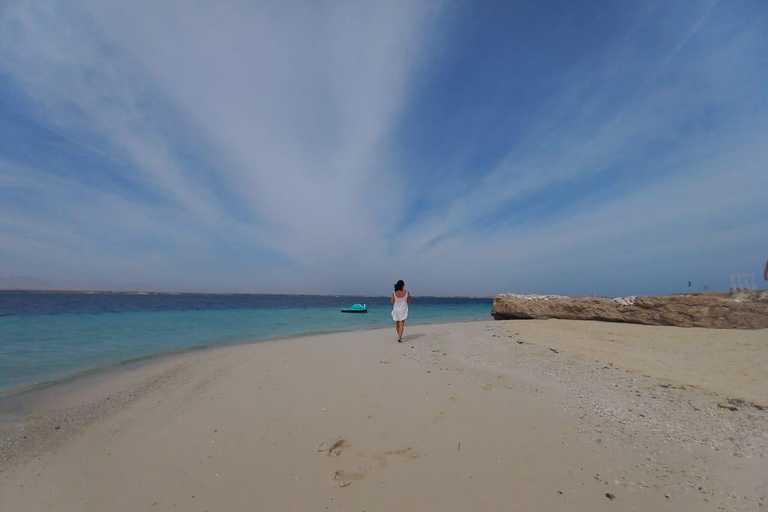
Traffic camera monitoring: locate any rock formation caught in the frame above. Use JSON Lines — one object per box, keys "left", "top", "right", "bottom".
{"left": 491, "top": 290, "right": 768, "bottom": 329}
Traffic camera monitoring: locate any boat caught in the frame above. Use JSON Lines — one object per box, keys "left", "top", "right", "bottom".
{"left": 341, "top": 303, "right": 368, "bottom": 313}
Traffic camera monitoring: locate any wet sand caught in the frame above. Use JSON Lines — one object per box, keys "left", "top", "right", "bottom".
{"left": 1, "top": 321, "right": 766, "bottom": 511}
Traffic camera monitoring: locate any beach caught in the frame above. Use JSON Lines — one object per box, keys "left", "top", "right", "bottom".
{"left": 1, "top": 320, "right": 766, "bottom": 511}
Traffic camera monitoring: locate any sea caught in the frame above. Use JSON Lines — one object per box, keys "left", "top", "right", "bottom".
{"left": 0, "top": 291, "right": 492, "bottom": 394}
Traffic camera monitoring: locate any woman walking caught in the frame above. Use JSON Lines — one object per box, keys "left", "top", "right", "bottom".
{"left": 391, "top": 280, "right": 411, "bottom": 343}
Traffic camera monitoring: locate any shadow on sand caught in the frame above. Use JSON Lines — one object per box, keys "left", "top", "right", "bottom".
{"left": 401, "top": 333, "right": 426, "bottom": 342}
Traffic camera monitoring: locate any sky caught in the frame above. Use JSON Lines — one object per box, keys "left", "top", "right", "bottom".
{"left": 0, "top": 0, "right": 766, "bottom": 296}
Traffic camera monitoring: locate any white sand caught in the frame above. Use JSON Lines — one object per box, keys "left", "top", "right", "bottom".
{"left": 497, "top": 319, "right": 768, "bottom": 406}
{"left": 1, "top": 321, "right": 766, "bottom": 511}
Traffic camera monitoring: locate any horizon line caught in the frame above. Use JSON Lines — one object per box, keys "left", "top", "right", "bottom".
{"left": 0, "top": 288, "right": 497, "bottom": 299}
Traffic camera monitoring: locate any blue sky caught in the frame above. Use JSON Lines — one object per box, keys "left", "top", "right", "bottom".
{"left": 0, "top": 0, "right": 766, "bottom": 296}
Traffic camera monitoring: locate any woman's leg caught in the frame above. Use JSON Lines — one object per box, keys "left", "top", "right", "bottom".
{"left": 397, "top": 320, "right": 405, "bottom": 341}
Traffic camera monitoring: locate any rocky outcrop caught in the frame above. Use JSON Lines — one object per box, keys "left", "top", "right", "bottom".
{"left": 491, "top": 291, "right": 768, "bottom": 329}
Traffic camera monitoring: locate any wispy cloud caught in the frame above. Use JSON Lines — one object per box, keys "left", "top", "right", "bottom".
{"left": 0, "top": 0, "right": 765, "bottom": 295}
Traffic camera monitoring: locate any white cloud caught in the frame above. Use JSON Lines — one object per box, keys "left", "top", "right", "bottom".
{"left": 0, "top": 0, "right": 765, "bottom": 295}
{"left": 76, "top": 0, "right": 438, "bottom": 263}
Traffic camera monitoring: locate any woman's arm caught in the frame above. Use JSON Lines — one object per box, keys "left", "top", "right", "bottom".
{"left": 407, "top": 291, "right": 411, "bottom": 305}
{"left": 391, "top": 292, "right": 395, "bottom": 305}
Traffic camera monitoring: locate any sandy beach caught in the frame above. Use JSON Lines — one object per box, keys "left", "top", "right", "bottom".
{"left": 1, "top": 320, "right": 766, "bottom": 511}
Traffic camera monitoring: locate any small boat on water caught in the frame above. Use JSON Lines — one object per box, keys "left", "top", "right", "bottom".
{"left": 341, "top": 303, "right": 368, "bottom": 313}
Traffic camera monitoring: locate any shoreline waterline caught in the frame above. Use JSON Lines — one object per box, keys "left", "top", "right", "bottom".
{"left": 2, "top": 319, "right": 765, "bottom": 512}
{"left": 0, "top": 318, "right": 491, "bottom": 419}
{"left": 0, "top": 292, "right": 492, "bottom": 392}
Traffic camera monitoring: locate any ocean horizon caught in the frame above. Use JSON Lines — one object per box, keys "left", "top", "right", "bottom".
{"left": 0, "top": 291, "right": 492, "bottom": 394}
{"left": 0, "top": 289, "right": 495, "bottom": 298}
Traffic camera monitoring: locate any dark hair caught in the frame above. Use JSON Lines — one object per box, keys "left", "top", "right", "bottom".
{"left": 394, "top": 280, "right": 405, "bottom": 291}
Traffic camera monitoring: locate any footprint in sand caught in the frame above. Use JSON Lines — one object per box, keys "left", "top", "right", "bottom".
{"left": 318, "top": 439, "right": 351, "bottom": 457}
{"left": 330, "top": 470, "right": 367, "bottom": 487}
{"left": 449, "top": 395, "right": 459, "bottom": 402}
{"left": 332, "top": 448, "right": 419, "bottom": 486}
{"left": 434, "top": 410, "right": 447, "bottom": 423}
{"left": 386, "top": 447, "right": 420, "bottom": 461}
{"left": 374, "top": 447, "right": 420, "bottom": 468}
{"left": 366, "top": 414, "right": 376, "bottom": 420}
{"left": 483, "top": 383, "right": 494, "bottom": 391}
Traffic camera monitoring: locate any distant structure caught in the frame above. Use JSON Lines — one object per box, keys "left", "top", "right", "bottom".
{"left": 730, "top": 273, "right": 755, "bottom": 291}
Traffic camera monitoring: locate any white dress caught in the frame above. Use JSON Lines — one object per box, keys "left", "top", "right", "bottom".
{"left": 392, "top": 291, "right": 409, "bottom": 321}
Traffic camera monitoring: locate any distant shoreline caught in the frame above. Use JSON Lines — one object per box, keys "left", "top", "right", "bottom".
{"left": 0, "top": 289, "right": 495, "bottom": 299}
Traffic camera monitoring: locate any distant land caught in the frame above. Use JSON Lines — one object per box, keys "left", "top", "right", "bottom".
{"left": 0, "top": 288, "right": 493, "bottom": 299}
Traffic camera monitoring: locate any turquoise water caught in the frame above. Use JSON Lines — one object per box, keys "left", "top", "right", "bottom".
{"left": 0, "top": 293, "right": 491, "bottom": 392}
